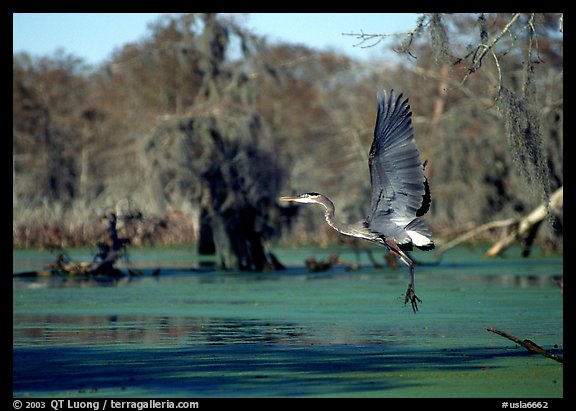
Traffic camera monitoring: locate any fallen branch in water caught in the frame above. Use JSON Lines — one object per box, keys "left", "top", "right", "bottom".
{"left": 486, "top": 327, "right": 563, "bottom": 363}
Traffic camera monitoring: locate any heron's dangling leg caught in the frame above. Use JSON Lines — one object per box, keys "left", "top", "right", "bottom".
{"left": 385, "top": 239, "right": 421, "bottom": 312}
{"left": 403, "top": 262, "right": 421, "bottom": 313}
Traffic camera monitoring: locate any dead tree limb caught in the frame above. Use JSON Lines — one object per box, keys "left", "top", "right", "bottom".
{"left": 436, "top": 218, "right": 517, "bottom": 257}
{"left": 485, "top": 186, "right": 563, "bottom": 257}
{"left": 486, "top": 327, "right": 563, "bottom": 363}
{"left": 436, "top": 186, "right": 562, "bottom": 258}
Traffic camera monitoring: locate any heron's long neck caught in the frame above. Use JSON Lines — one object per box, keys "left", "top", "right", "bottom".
{"left": 318, "top": 196, "right": 346, "bottom": 234}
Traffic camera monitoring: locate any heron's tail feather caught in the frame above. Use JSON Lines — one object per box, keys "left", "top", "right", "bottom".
{"left": 404, "top": 218, "right": 434, "bottom": 250}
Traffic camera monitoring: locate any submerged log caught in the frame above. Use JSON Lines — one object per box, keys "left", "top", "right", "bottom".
{"left": 305, "top": 254, "right": 359, "bottom": 272}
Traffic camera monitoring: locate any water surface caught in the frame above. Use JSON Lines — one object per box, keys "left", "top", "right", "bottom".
{"left": 13, "top": 246, "right": 563, "bottom": 398}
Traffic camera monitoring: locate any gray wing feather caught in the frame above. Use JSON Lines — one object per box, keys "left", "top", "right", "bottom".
{"left": 366, "top": 90, "right": 427, "bottom": 238}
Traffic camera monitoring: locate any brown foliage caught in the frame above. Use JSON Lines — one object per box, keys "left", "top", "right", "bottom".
{"left": 13, "top": 13, "right": 563, "bottom": 253}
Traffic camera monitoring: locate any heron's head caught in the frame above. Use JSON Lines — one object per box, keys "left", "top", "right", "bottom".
{"left": 279, "top": 192, "right": 324, "bottom": 204}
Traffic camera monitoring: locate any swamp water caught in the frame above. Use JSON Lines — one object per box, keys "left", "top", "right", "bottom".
{"left": 13, "top": 246, "right": 563, "bottom": 398}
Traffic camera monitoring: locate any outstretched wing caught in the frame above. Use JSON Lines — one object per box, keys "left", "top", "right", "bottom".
{"left": 366, "top": 90, "right": 429, "bottom": 241}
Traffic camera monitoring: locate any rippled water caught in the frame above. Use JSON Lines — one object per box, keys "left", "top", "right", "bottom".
{"left": 13, "top": 246, "right": 563, "bottom": 398}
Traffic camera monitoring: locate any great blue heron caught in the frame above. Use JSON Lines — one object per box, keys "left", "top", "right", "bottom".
{"left": 280, "top": 89, "right": 434, "bottom": 312}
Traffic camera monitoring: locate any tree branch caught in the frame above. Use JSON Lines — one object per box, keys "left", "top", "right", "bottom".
{"left": 436, "top": 219, "right": 517, "bottom": 258}
{"left": 436, "top": 186, "right": 562, "bottom": 258}
{"left": 342, "top": 29, "right": 415, "bottom": 49}
{"left": 485, "top": 186, "right": 562, "bottom": 257}
{"left": 459, "top": 13, "right": 521, "bottom": 86}
{"left": 487, "top": 327, "right": 563, "bottom": 363}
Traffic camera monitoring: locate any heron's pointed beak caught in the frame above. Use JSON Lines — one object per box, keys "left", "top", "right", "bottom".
{"left": 279, "top": 196, "right": 299, "bottom": 202}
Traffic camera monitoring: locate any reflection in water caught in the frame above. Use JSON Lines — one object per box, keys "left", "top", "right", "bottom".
{"left": 13, "top": 271, "right": 563, "bottom": 290}
{"left": 13, "top": 273, "right": 156, "bottom": 289}
{"left": 13, "top": 261, "right": 563, "bottom": 349}
{"left": 13, "top": 314, "right": 307, "bottom": 347}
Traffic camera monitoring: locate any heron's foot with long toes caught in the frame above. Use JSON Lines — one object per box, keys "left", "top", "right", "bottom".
{"left": 404, "top": 285, "right": 421, "bottom": 313}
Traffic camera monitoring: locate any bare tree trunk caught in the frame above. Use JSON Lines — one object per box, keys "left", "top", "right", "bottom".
{"left": 207, "top": 193, "right": 271, "bottom": 271}
{"left": 427, "top": 64, "right": 449, "bottom": 137}
{"left": 197, "top": 186, "right": 216, "bottom": 256}
{"left": 93, "top": 213, "right": 130, "bottom": 275}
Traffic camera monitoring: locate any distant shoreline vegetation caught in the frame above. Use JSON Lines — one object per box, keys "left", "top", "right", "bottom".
{"left": 13, "top": 13, "right": 563, "bottom": 260}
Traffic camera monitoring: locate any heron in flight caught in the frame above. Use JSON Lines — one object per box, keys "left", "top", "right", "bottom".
{"left": 280, "top": 90, "right": 433, "bottom": 312}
